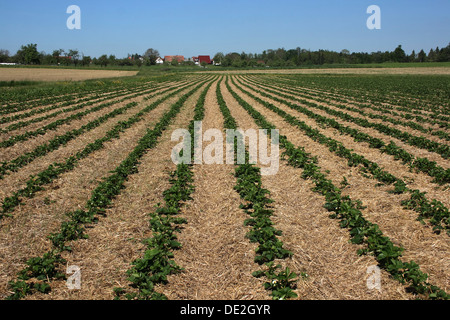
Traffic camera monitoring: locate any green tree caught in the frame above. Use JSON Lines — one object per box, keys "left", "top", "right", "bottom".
{"left": 81, "top": 55, "right": 91, "bottom": 67}
{"left": 418, "top": 49, "right": 427, "bottom": 62}
{"left": 393, "top": 45, "right": 407, "bottom": 62}
{"left": 144, "top": 48, "right": 159, "bottom": 65}
{"left": 108, "top": 55, "right": 117, "bottom": 66}
{"left": 409, "top": 50, "right": 417, "bottom": 62}
{"left": 52, "top": 49, "right": 64, "bottom": 65}
{"left": 439, "top": 43, "right": 450, "bottom": 62}
{"left": 0, "top": 49, "right": 10, "bottom": 63}
{"left": 213, "top": 52, "right": 224, "bottom": 65}
{"left": 434, "top": 46, "right": 441, "bottom": 61}
{"left": 68, "top": 49, "right": 80, "bottom": 66}
{"left": 134, "top": 58, "right": 143, "bottom": 67}
{"left": 428, "top": 48, "right": 436, "bottom": 62}
{"left": 17, "top": 44, "right": 40, "bottom": 65}
{"left": 97, "top": 54, "right": 108, "bottom": 67}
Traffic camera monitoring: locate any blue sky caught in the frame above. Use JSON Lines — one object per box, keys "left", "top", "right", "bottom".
{"left": 0, "top": 0, "right": 448, "bottom": 58}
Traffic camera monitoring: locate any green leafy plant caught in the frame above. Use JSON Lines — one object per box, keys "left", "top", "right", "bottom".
{"left": 252, "top": 262, "right": 298, "bottom": 300}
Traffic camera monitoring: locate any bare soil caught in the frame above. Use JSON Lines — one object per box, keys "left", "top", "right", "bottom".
{"left": 0, "top": 68, "right": 138, "bottom": 82}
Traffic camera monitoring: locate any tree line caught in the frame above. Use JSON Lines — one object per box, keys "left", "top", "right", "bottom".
{"left": 1, "top": 43, "right": 449, "bottom": 68}
{"left": 0, "top": 45, "right": 161, "bottom": 67}
{"left": 213, "top": 44, "right": 450, "bottom": 67}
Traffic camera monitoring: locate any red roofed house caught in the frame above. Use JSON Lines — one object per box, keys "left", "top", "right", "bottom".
{"left": 164, "top": 55, "right": 185, "bottom": 64}
{"left": 198, "top": 55, "right": 212, "bottom": 65}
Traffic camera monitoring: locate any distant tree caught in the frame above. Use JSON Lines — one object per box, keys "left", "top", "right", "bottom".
{"left": 231, "top": 59, "right": 242, "bottom": 68}
{"left": 409, "top": 50, "right": 417, "bottom": 62}
{"left": 52, "top": 49, "right": 65, "bottom": 65}
{"left": 16, "top": 43, "right": 40, "bottom": 65}
{"left": 40, "top": 52, "right": 53, "bottom": 65}
{"left": 393, "top": 45, "right": 407, "bottom": 62}
{"left": 435, "top": 46, "right": 440, "bottom": 61}
{"left": 108, "top": 54, "right": 117, "bottom": 66}
{"left": 434, "top": 45, "right": 450, "bottom": 62}
{"left": 213, "top": 52, "right": 224, "bottom": 65}
{"left": 261, "top": 50, "right": 267, "bottom": 61}
{"left": 117, "top": 58, "right": 133, "bottom": 66}
{"left": 286, "top": 49, "right": 299, "bottom": 65}
{"left": 340, "top": 49, "right": 351, "bottom": 64}
{"left": 97, "top": 54, "right": 108, "bottom": 67}
{"left": 144, "top": 48, "right": 160, "bottom": 65}
{"left": 439, "top": 43, "right": 450, "bottom": 62}
{"left": 68, "top": 49, "right": 80, "bottom": 66}
{"left": 418, "top": 49, "right": 427, "bottom": 62}
{"left": 81, "top": 55, "right": 91, "bottom": 67}
{"left": 428, "top": 48, "right": 436, "bottom": 62}
{"left": 0, "top": 49, "right": 10, "bottom": 63}
{"left": 275, "top": 48, "right": 287, "bottom": 61}
{"left": 135, "top": 58, "right": 143, "bottom": 67}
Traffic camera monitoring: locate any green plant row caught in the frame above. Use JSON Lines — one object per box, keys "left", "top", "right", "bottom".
{"left": 0, "top": 79, "right": 205, "bottom": 218}
{"left": 5, "top": 79, "right": 209, "bottom": 300}
{"left": 246, "top": 75, "right": 450, "bottom": 140}
{"left": 0, "top": 80, "right": 200, "bottom": 180}
{"left": 339, "top": 76, "right": 449, "bottom": 120}
{"left": 0, "top": 74, "right": 184, "bottom": 108}
{"left": 115, "top": 164, "right": 194, "bottom": 300}
{"left": 0, "top": 75, "right": 174, "bottom": 114}
{"left": 1, "top": 77, "right": 198, "bottom": 131}
{"left": 225, "top": 76, "right": 449, "bottom": 300}
{"left": 242, "top": 77, "right": 450, "bottom": 160}
{"left": 0, "top": 77, "right": 195, "bottom": 125}
{"left": 0, "top": 81, "right": 164, "bottom": 133}
{"left": 218, "top": 77, "right": 299, "bottom": 300}
{"left": 262, "top": 75, "right": 450, "bottom": 130}
{"left": 267, "top": 74, "right": 450, "bottom": 117}
{"left": 232, "top": 77, "right": 449, "bottom": 235}
{"left": 237, "top": 77, "right": 450, "bottom": 186}
{"left": 0, "top": 80, "right": 152, "bottom": 115}
{"left": 114, "top": 79, "right": 215, "bottom": 300}
{"left": 0, "top": 83, "right": 168, "bottom": 148}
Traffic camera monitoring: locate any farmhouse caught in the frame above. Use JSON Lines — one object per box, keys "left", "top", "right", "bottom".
{"left": 191, "top": 56, "right": 212, "bottom": 65}
{"left": 164, "top": 55, "right": 185, "bottom": 64}
{"left": 193, "top": 55, "right": 212, "bottom": 65}
{"left": 159, "top": 54, "right": 212, "bottom": 66}
{"left": 199, "top": 55, "right": 212, "bottom": 64}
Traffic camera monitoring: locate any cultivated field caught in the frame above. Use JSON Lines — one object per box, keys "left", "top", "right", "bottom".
{"left": 0, "top": 67, "right": 139, "bottom": 82}
{"left": 0, "top": 70, "right": 448, "bottom": 300}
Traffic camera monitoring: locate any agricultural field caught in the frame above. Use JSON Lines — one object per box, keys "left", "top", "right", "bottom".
{"left": 0, "top": 67, "right": 139, "bottom": 82}
{"left": 0, "top": 70, "right": 448, "bottom": 301}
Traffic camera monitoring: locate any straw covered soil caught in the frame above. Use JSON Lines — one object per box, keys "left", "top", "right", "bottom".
{"left": 0, "top": 72, "right": 448, "bottom": 301}
{"left": 0, "top": 68, "right": 138, "bottom": 82}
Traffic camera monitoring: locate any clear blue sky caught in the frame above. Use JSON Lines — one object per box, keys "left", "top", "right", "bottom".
{"left": 0, "top": 0, "right": 448, "bottom": 58}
